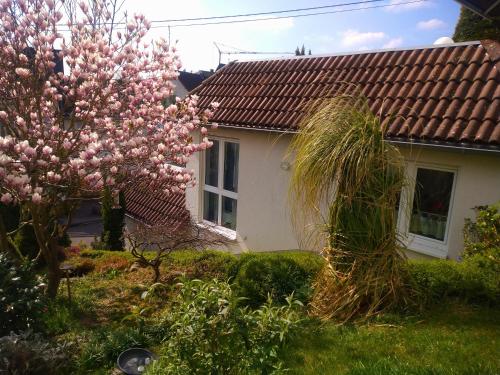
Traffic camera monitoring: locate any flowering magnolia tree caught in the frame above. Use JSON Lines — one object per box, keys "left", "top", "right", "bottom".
{"left": 0, "top": 0, "right": 217, "bottom": 297}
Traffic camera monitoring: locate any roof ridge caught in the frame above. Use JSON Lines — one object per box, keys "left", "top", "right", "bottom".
{"left": 225, "top": 41, "right": 482, "bottom": 65}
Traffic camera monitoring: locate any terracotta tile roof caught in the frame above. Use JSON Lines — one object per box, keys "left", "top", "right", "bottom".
{"left": 124, "top": 184, "right": 190, "bottom": 226}
{"left": 194, "top": 41, "right": 500, "bottom": 149}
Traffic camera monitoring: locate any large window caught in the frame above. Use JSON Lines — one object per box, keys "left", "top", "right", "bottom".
{"left": 409, "top": 167, "right": 455, "bottom": 242}
{"left": 203, "top": 139, "right": 239, "bottom": 230}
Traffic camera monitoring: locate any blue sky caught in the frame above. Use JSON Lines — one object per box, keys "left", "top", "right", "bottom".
{"left": 125, "top": 0, "right": 462, "bottom": 71}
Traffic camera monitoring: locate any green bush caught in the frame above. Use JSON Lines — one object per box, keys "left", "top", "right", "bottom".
{"left": 14, "top": 223, "right": 40, "bottom": 259}
{"left": 0, "top": 331, "right": 74, "bottom": 375}
{"left": 463, "top": 203, "right": 500, "bottom": 258}
{"left": 407, "top": 253, "right": 499, "bottom": 306}
{"left": 101, "top": 188, "right": 125, "bottom": 251}
{"left": 190, "top": 250, "right": 238, "bottom": 279}
{"left": 0, "top": 254, "right": 46, "bottom": 335}
{"left": 147, "top": 278, "right": 302, "bottom": 375}
{"left": 70, "top": 258, "right": 96, "bottom": 276}
{"left": 231, "top": 252, "right": 324, "bottom": 307}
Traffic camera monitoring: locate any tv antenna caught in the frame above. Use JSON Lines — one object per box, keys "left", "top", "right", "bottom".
{"left": 213, "top": 42, "right": 295, "bottom": 66}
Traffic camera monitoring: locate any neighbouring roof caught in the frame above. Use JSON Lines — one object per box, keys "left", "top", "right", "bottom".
{"left": 178, "top": 71, "right": 207, "bottom": 92}
{"left": 124, "top": 185, "right": 190, "bottom": 226}
{"left": 193, "top": 40, "right": 500, "bottom": 150}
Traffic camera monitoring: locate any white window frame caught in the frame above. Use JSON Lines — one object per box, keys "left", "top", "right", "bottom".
{"left": 397, "top": 162, "right": 458, "bottom": 258}
{"left": 201, "top": 137, "right": 239, "bottom": 235}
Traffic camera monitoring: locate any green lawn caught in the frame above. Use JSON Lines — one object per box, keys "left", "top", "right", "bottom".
{"left": 43, "top": 250, "right": 499, "bottom": 374}
{"left": 283, "top": 304, "right": 499, "bottom": 375}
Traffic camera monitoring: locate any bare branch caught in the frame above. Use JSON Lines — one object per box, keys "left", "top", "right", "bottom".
{"left": 125, "top": 218, "right": 227, "bottom": 282}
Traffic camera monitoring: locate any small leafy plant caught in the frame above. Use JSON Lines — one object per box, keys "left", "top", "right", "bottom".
{"left": 147, "top": 278, "right": 303, "bottom": 375}
{"left": 0, "top": 254, "right": 45, "bottom": 335}
{"left": 0, "top": 331, "right": 74, "bottom": 375}
{"left": 464, "top": 203, "right": 500, "bottom": 258}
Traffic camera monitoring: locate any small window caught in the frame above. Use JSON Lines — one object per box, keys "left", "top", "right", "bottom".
{"left": 223, "top": 142, "right": 239, "bottom": 192}
{"left": 203, "top": 139, "right": 239, "bottom": 231}
{"left": 204, "top": 139, "right": 219, "bottom": 187}
{"left": 203, "top": 191, "right": 219, "bottom": 223}
{"left": 222, "top": 196, "right": 237, "bottom": 230}
{"left": 409, "top": 168, "right": 455, "bottom": 241}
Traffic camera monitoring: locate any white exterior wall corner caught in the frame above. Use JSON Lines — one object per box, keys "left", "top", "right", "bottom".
{"left": 186, "top": 127, "right": 500, "bottom": 258}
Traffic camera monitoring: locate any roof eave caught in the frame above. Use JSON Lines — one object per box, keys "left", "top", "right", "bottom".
{"left": 213, "top": 122, "right": 500, "bottom": 154}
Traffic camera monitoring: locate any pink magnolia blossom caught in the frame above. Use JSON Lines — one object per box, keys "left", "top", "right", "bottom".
{"left": 32, "top": 192, "right": 42, "bottom": 204}
{"left": 1, "top": 192, "right": 13, "bottom": 204}
{"left": 15, "top": 67, "right": 31, "bottom": 78}
{"left": 0, "top": 0, "right": 218, "bottom": 217}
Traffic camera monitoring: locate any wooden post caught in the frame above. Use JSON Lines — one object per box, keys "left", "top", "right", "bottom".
{"left": 60, "top": 263, "right": 74, "bottom": 303}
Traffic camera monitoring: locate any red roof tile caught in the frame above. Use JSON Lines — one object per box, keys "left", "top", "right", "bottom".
{"left": 124, "top": 184, "right": 190, "bottom": 226}
{"left": 194, "top": 41, "right": 500, "bottom": 148}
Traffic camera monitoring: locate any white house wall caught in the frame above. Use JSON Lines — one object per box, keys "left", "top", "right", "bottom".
{"left": 186, "top": 127, "right": 500, "bottom": 259}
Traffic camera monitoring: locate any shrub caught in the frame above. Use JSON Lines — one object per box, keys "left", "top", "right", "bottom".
{"left": 463, "top": 203, "right": 500, "bottom": 258}
{"left": 147, "top": 278, "right": 302, "bottom": 375}
{"left": 0, "top": 254, "right": 45, "bottom": 335}
{"left": 0, "top": 331, "right": 74, "bottom": 375}
{"left": 94, "top": 254, "right": 131, "bottom": 274}
{"left": 190, "top": 250, "right": 238, "bottom": 279}
{"left": 407, "top": 254, "right": 499, "bottom": 306}
{"left": 100, "top": 188, "right": 126, "bottom": 251}
{"left": 69, "top": 258, "right": 96, "bottom": 277}
{"left": 231, "top": 252, "right": 323, "bottom": 307}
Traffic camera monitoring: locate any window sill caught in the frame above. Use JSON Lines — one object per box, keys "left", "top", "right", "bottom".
{"left": 405, "top": 233, "right": 448, "bottom": 259}
{"left": 198, "top": 221, "right": 237, "bottom": 241}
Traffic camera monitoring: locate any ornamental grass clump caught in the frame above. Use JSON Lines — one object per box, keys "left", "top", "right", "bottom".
{"left": 289, "top": 94, "right": 407, "bottom": 322}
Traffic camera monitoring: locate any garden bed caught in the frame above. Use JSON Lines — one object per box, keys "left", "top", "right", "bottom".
{"left": 2, "top": 249, "right": 499, "bottom": 374}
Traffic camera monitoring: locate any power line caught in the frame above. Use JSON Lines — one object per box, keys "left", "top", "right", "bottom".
{"left": 56, "top": 0, "right": 385, "bottom": 26}
{"left": 149, "top": 1, "right": 427, "bottom": 29}
{"left": 57, "top": 0, "right": 427, "bottom": 31}
{"left": 136, "top": 0, "right": 386, "bottom": 23}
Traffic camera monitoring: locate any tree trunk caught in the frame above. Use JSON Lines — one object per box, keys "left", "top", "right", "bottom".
{"left": 0, "top": 214, "right": 12, "bottom": 254}
{"left": 31, "top": 208, "right": 62, "bottom": 299}
{"left": 152, "top": 265, "right": 161, "bottom": 283}
{"left": 44, "top": 239, "right": 62, "bottom": 298}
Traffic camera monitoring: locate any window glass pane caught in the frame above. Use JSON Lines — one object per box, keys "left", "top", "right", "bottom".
{"left": 222, "top": 196, "right": 237, "bottom": 230}
{"left": 409, "top": 168, "right": 454, "bottom": 241}
{"left": 204, "top": 140, "right": 219, "bottom": 187}
{"left": 223, "top": 142, "right": 239, "bottom": 192}
{"left": 203, "top": 191, "right": 218, "bottom": 223}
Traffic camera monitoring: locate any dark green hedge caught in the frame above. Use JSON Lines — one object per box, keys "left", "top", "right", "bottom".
{"left": 230, "top": 251, "right": 324, "bottom": 306}
{"left": 406, "top": 249, "right": 499, "bottom": 306}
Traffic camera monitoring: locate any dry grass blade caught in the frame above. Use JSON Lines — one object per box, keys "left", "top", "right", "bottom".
{"left": 289, "top": 93, "right": 408, "bottom": 323}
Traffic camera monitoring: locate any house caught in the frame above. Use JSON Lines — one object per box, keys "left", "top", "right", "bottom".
{"left": 172, "top": 70, "right": 214, "bottom": 99}
{"left": 180, "top": 40, "right": 500, "bottom": 260}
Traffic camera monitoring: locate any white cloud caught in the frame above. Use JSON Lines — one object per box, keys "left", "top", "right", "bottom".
{"left": 417, "top": 18, "right": 446, "bottom": 30}
{"left": 386, "top": 0, "right": 432, "bottom": 12}
{"left": 383, "top": 37, "right": 404, "bottom": 48}
{"left": 341, "top": 29, "right": 386, "bottom": 47}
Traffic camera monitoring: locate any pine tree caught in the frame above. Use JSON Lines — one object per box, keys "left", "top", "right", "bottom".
{"left": 101, "top": 188, "right": 126, "bottom": 251}
{"left": 295, "top": 46, "right": 300, "bottom": 56}
{"left": 300, "top": 44, "right": 305, "bottom": 55}
{"left": 453, "top": 7, "right": 500, "bottom": 42}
